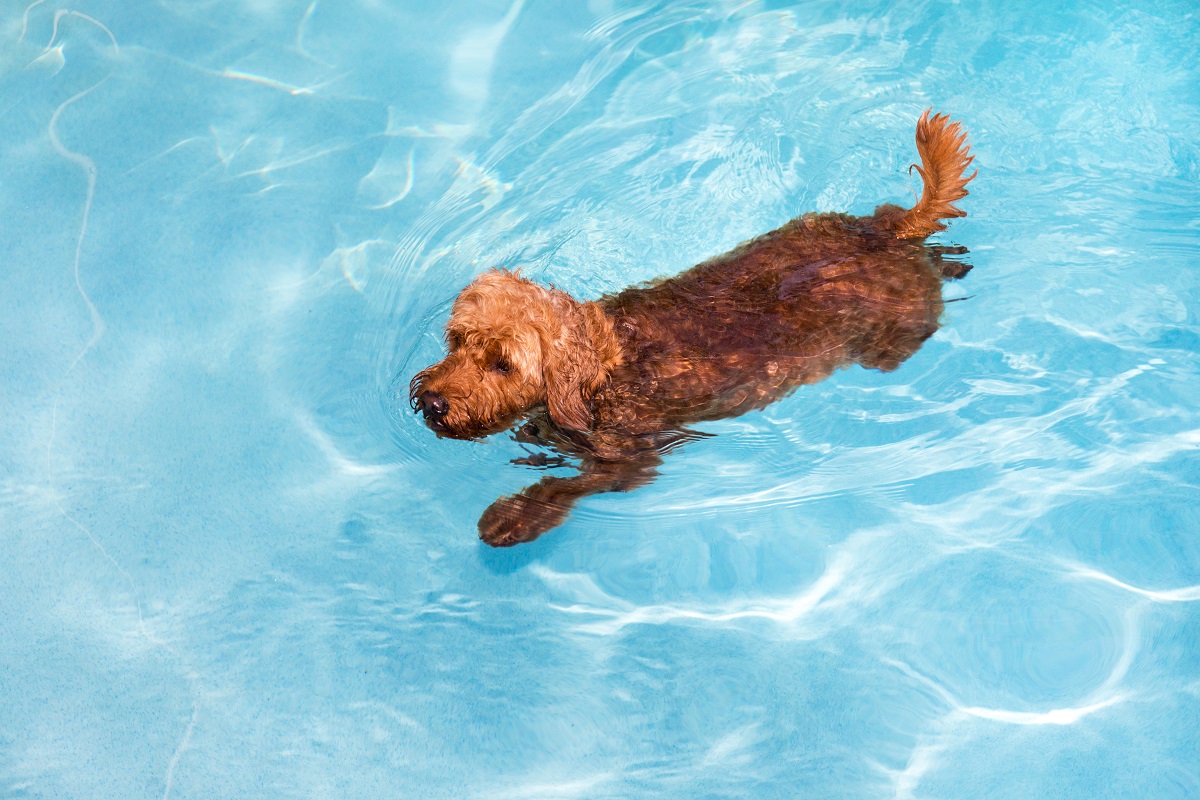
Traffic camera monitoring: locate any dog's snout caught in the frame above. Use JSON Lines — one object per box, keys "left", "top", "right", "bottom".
{"left": 417, "top": 390, "right": 449, "bottom": 419}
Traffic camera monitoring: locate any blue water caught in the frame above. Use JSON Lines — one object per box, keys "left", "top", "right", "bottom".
{"left": 2, "top": 1, "right": 1198, "bottom": 797}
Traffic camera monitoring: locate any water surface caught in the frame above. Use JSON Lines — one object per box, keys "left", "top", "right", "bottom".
{"left": 1, "top": 1, "right": 1198, "bottom": 797}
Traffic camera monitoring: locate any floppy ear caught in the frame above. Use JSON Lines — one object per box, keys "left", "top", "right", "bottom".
{"left": 542, "top": 303, "right": 609, "bottom": 431}
{"left": 544, "top": 344, "right": 601, "bottom": 431}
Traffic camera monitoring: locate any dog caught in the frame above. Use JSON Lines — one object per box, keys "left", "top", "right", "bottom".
{"left": 411, "top": 110, "right": 975, "bottom": 547}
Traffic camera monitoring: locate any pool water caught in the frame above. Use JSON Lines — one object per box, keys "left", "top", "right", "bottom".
{"left": 2, "top": 1, "right": 1198, "bottom": 797}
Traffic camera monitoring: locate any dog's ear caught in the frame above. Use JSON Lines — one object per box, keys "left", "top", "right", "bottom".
{"left": 542, "top": 302, "right": 610, "bottom": 432}
{"left": 544, "top": 346, "right": 601, "bottom": 431}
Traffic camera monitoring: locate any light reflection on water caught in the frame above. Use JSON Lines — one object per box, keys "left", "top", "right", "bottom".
{"left": 1, "top": 1, "right": 1197, "bottom": 798}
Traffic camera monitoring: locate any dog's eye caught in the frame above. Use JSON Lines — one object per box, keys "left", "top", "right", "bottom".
{"left": 491, "top": 357, "right": 512, "bottom": 375}
{"left": 447, "top": 333, "right": 462, "bottom": 351}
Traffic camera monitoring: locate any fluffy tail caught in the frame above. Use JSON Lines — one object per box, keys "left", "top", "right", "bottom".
{"left": 891, "top": 110, "right": 976, "bottom": 239}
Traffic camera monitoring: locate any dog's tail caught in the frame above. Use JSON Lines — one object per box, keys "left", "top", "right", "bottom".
{"left": 888, "top": 110, "right": 976, "bottom": 240}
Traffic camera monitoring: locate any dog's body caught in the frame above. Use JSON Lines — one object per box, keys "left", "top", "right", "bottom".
{"left": 412, "top": 111, "right": 975, "bottom": 546}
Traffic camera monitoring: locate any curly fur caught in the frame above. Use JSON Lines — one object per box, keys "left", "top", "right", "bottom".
{"left": 410, "top": 272, "right": 622, "bottom": 436}
{"left": 411, "top": 110, "right": 976, "bottom": 546}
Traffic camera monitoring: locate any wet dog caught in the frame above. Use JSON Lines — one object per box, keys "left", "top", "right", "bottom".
{"left": 412, "top": 110, "right": 975, "bottom": 546}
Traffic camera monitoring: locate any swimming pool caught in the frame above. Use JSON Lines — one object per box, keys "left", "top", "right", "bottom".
{"left": 2, "top": 0, "right": 1197, "bottom": 797}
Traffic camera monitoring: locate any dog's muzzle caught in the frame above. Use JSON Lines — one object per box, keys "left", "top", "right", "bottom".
{"left": 415, "top": 390, "right": 450, "bottom": 432}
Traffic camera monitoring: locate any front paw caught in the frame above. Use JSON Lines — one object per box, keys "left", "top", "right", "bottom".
{"left": 478, "top": 493, "right": 569, "bottom": 547}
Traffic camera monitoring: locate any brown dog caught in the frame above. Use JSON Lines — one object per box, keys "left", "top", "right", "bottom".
{"left": 412, "top": 110, "right": 975, "bottom": 546}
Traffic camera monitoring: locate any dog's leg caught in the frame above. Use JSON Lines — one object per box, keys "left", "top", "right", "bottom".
{"left": 478, "top": 454, "right": 661, "bottom": 547}
{"left": 928, "top": 244, "right": 974, "bottom": 280}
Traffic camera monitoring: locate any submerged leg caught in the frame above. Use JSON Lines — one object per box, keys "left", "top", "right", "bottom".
{"left": 929, "top": 244, "right": 973, "bottom": 280}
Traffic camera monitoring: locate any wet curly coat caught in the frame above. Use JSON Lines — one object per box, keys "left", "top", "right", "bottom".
{"left": 412, "top": 110, "right": 976, "bottom": 546}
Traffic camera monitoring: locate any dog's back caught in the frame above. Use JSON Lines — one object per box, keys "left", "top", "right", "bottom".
{"left": 596, "top": 111, "right": 975, "bottom": 427}
{"left": 598, "top": 218, "right": 949, "bottom": 424}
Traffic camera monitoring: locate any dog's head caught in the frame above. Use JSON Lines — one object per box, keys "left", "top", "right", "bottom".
{"left": 410, "top": 270, "right": 621, "bottom": 438}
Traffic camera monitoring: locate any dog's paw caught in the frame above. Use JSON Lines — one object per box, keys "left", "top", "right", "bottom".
{"left": 478, "top": 494, "right": 568, "bottom": 547}
{"left": 511, "top": 452, "right": 569, "bottom": 469}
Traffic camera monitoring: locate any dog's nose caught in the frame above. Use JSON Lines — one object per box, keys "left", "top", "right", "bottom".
{"left": 417, "top": 390, "right": 449, "bottom": 419}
